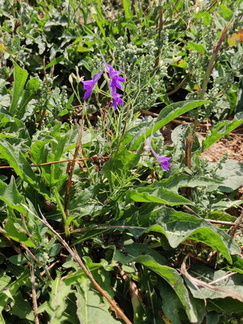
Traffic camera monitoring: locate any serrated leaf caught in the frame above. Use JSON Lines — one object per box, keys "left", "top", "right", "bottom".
{"left": 75, "top": 278, "right": 122, "bottom": 324}
{"left": 38, "top": 272, "right": 73, "bottom": 323}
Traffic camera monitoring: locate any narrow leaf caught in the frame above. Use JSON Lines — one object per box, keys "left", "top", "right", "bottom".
{"left": 202, "top": 118, "right": 243, "bottom": 151}
{"left": 127, "top": 186, "right": 192, "bottom": 205}
{"left": 10, "top": 63, "right": 28, "bottom": 116}
{"left": 128, "top": 100, "right": 209, "bottom": 150}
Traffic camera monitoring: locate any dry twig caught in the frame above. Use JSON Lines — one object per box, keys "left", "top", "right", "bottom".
{"left": 21, "top": 204, "right": 132, "bottom": 324}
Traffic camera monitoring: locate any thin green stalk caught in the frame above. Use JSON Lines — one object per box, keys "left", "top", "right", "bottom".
{"left": 53, "top": 187, "right": 70, "bottom": 237}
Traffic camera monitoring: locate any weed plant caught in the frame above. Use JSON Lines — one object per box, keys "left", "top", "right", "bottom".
{"left": 0, "top": 0, "right": 243, "bottom": 323}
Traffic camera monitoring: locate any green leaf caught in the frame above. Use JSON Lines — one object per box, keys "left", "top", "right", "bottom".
{"left": 159, "top": 173, "right": 221, "bottom": 192}
{"left": 128, "top": 100, "right": 209, "bottom": 150}
{"left": 11, "top": 291, "right": 34, "bottom": 320}
{"left": 214, "top": 159, "right": 243, "bottom": 192}
{"left": 207, "top": 297, "right": 243, "bottom": 314}
{"left": 102, "top": 142, "right": 141, "bottom": 187}
{"left": 158, "top": 278, "right": 205, "bottom": 324}
{"left": 38, "top": 272, "right": 73, "bottom": 323}
{"left": 186, "top": 41, "right": 206, "bottom": 54}
{"left": 131, "top": 254, "right": 200, "bottom": 323}
{"left": 123, "top": 0, "right": 132, "bottom": 19}
{"left": 202, "top": 118, "right": 243, "bottom": 151}
{"left": 0, "top": 270, "right": 30, "bottom": 319}
{"left": 127, "top": 186, "right": 192, "bottom": 205}
{"left": 219, "top": 4, "right": 233, "bottom": 20}
{"left": 17, "top": 77, "right": 41, "bottom": 119}
{"left": 120, "top": 206, "right": 240, "bottom": 262}
{"left": 185, "top": 265, "right": 243, "bottom": 301}
{"left": 4, "top": 216, "right": 36, "bottom": 247}
{"left": 9, "top": 63, "right": 28, "bottom": 116}
{"left": 75, "top": 278, "right": 122, "bottom": 324}
{"left": 0, "top": 140, "right": 50, "bottom": 198}
{"left": 0, "top": 177, "right": 26, "bottom": 214}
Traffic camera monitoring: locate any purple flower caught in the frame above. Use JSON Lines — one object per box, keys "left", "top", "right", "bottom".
{"left": 111, "top": 91, "right": 124, "bottom": 109}
{"left": 151, "top": 150, "right": 171, "bottom": 171}
{"left": 105, "top": 63, "right": 126, "bottom": 90}
{"left": 82, "top": 72, "right": 102, "bottom": 99}
{"left": 82, "top": 62, "right": 125, "bottom": 109}
{"left": 105, "top": 63, "right": 125, "bottom": 109}
{"left": 145, "top": 138, "right": 171, "bottom": 171}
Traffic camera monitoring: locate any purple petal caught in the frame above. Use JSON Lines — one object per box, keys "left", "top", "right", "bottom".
{"left": 82, "top": 72, "right": 102, "bottom": 99}
{"left": 151, "top": 149, "right": 171, "bottom": 171}
{"left": 105, "top": 63, "right": 125, "bottom": 89}
{"left": 111, "top": 91, "right": 124, "bottom": 110}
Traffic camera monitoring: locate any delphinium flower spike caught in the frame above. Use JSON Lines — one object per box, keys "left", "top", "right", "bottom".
{"left": 145, "top": 137, "right": 171, "bottom": 171}
{"left": 82, "top": 62, "right": 125, "bottom": 109}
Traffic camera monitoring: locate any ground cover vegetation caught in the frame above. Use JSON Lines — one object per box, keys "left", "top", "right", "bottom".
{"left": 0, "top": 0, "right": 243, "bottom": 323}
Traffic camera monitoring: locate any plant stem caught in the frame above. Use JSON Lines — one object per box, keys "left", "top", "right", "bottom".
{"left": 53, "top": 187, "right": 70, "bottom": 237}
{"left": 22, "top": 204, "right": 133, "bottom": 324}
{"left": 200, "top": 20, "right": 233, "bottom": 100}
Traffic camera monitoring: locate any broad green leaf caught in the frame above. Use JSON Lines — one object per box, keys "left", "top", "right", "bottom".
{"left": 75, "top": 278, "right": 122, "bottom": 324}
{"left": 131, "top": 255, "right": 200, "bottom": 323}
{"left": 228, "top": 255, "right": 243, "bottom": 274}
{"left": 119, "top": 206, "right": 240, "bottom": 262}
{"left": 113, "top": 243, "right": 167, "bottom": 266}
{"left": 214, "top": 159, "right": 243, "bottom": 192}
{"left": 185, "top": 265, "right": 243, "bottom": 302}
{"left": 207, "top": 298, "right": 243, "bottom": 314}
{"left": 4, "top": 217, "right": 36, "bottom": 247}
{"left": 158, "top": 278, "right": 205, "bottom": 324}
{"left": 9, "top": 63, "right": 28, "bottom": 116}
{"left": 11, "top": 291, "right": 34, "bottom": 321}
{"left": 38, "top": 272, "right": 73, "bottom": 323}
{"left": 0, "top": 270, "right": 30, "bottom": 306}
{"left": 128, "top": 100, "right": 209, "bottom": 150}
{"left": 186, "top": 41, "right": 206, "bottom": 54}
{"left": 0, "top": 271, "right": 11, "bottom": 291}
{"left": 0, "top": 177, "right": 26, "bottom": 214}
{"left": 158, "top": 173, "right": 221, "bottom": 192}
{"left": 127, "top": 186, "right": 192, "bottom": 205}
{"left": 0, "top": 140, "right": 50, "bottom": 198}
{"left": 219, "top": 4, "right": 233, "bottom": 20}
{"left": 202, "top": 118, "right": 243, "bottom": 151}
